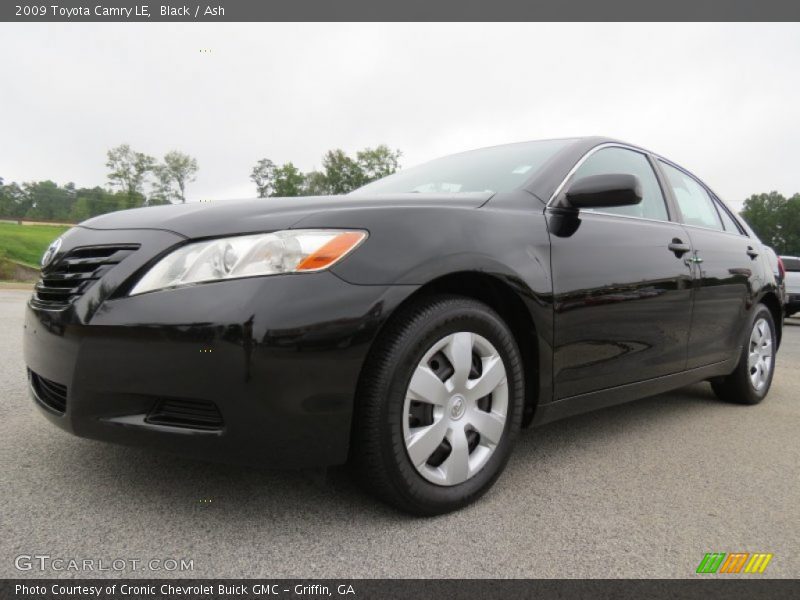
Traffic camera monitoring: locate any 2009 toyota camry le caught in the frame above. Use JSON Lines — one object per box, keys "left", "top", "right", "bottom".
{"left": 24, "top": 137, "right": 784, "bottom": 515}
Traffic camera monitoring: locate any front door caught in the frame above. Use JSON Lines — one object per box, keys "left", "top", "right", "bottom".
{"left": 548, "top": 146, "right": 694, "bottom": 399}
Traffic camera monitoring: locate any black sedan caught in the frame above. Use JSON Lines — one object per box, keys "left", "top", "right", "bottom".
{"left": 24, "top": 137, "right": 783, "bottom": 515}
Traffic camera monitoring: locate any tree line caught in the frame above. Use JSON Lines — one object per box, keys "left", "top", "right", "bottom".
{"left": 2, "top": 144, "right": 797, "bottom": 256}
{"left": 740, "top": 192, "right": 800, "bottom": 256}
{"left": 249, "top": 145, "right": 401, "bottom": 197}
{"left": 0, "top": 144, "right": 400, "bottom": 222}
{"left": 0, "top": 144, "right": 198, "bottom": 222}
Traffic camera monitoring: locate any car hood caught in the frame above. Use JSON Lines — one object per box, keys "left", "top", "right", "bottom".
{"left": 79, "top": 193, "right": 493, "bottom": 239}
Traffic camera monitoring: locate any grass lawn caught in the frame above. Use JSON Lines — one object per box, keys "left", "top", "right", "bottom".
{"left": 0, "top": 222, "right": 71, "bottom": 267}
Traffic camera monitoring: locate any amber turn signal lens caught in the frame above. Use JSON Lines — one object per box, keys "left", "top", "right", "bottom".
{"left": 296, "top": 231, "right": 367, "bottom": 272}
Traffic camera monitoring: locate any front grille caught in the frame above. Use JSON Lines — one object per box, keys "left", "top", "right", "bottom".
{"left": 33, "top": 244, "right": 139, "bottom": 309}
{"left": 29, "top": 370, "right": 68, "bottom": 414}
{"left": 145, "top": 398, "right": 224, "bottom": 431}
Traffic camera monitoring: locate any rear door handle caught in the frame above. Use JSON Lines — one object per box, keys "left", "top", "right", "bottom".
{"left": 747, "top": 246, "right": 759, "bottom": 259}
{"left": 668, "top": 239, "right": 691, "bottom": 257}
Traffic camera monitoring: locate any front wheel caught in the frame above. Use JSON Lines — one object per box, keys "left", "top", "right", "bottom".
{"left": 353, "top": 295, "right": 524, "bottom": 516}
{"left": 711, "top": 304, "right": 776, "bottom": 405}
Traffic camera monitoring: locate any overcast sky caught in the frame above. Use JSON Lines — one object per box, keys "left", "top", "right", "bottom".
{"left": 1, "top": 23, "right": 799, "bottom": 209}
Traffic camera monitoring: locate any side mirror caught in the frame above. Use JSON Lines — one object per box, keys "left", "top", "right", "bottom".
{"left": 565, "top": 173, "right": 642, "bottom": 209}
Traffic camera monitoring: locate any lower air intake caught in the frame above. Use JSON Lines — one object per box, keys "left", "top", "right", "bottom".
{"left": 29, "top": 370, "right": 68, "bottom": 414}
{"left": 145, "top": 398, "right": 224, "bottom": 431}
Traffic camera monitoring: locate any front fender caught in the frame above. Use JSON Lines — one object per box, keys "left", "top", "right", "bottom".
{"left": 293, "top": 200, "right": 552, "bottom": 294}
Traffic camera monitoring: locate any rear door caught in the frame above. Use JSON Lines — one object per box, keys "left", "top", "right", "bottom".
{"left": 548, "top": 146, "right": 694, "bottom": 399}
{"left": 656, "top": 160, "right": 762, "bottom": 368}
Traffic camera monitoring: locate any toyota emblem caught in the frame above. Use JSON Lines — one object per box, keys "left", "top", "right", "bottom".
{"left": 41, "top": 237, "right": 63, "bottom": 268}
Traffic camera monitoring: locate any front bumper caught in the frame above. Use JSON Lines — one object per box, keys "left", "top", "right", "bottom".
{"left": 23, "top": 227, "right": 415, "bottom": 468}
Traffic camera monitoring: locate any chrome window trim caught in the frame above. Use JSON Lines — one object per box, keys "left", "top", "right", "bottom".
{"left": 547, "top": 205, "right": 752, "bottom": 234}
{"left": 656, "top": 158, "right": 729, "bottom": 233}
{"left": 679, "top": 221, "right": 751, "bottom": 237}
{"left": 655, "top": 156, "right": 750, "bottom": 237}
{"left": 710, "top": 194, "right": 747, "bottom": 237}
{"left": 546, "top": 142, "right": 637, "bottom": 207}
{"left": 546, "top": 142, "right": 672, "bottom": 223}
{"left": 551, "top": 209, "right": 685, "bottom": 227}
{"left": 549, "top": 142, "right": 752, "bottom": 237}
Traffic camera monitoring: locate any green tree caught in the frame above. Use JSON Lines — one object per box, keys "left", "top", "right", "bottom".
{"left": 150, "top": 169, "right": 173, "bottom": 205}
{"left": 154, "top": 151, "right": 199, "bottom": 204}
{"left": 251, "top": 145, "right": 401, "bottom": 198}
{"left": 302, "top": 170, "right": 328, "bottom": 196}
{"left": 320, "top": 149, "right": 363, "bottom": 194}
{"left": 147, "top": 194, "right": 173, "bottom": 206}
{"left": 272, "top": 162, "right": 305, "bottom": 197}
{"left": 69, "top": 197, "right": 91, "bottom": 222}
{"left": 741, "top": 192, "right": 788, "bottom": 251}
{"left": 250, "top": 158, "right": 276, "bottom": 198}
{"left": 0, "top": 178, "right": 9, "bottom": 217}
{"left": 70, "top": 186, "right": 138, "bottom": 218}
{"left": 106, "top": 144, "right": 156, "bottom": 204}
{"left": 356, "top": 145, "right": 402, "bottom": 184}
{"left": 740, "top": 191, "right": 800, "bottom": 255}
{"left": 308, "top": 145, "right": 402, "bottom": 195}
{"left": 23, "top": 181, "right": 74, "bottom": 221}
{"left": 0, "top": 182, "right": 31, "bottom": 218}
{"left": 114, "top": 190, "right": 147, "bottom": 211}
{"left": 780, "top": 194, "right": 800, "bottom": 255}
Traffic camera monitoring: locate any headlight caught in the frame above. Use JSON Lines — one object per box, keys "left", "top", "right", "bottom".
{"left": 130, "top": 229, "right": 367, "bottom": 296}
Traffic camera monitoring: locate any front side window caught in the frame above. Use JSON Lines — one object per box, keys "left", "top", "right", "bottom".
{"left": 659, "top": 161, "right": 723, "bottom": 231}
{"left": 569, "top": 147, "right": 669, "bottom": 221}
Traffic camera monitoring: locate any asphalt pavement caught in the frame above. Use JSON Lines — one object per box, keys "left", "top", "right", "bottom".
{"left": 1, "top": 289, "right": 797, "bottom": 578}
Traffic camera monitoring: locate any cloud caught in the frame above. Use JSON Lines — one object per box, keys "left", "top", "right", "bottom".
{"left": 1, "top": 22, "right": 799, "bottom": 208}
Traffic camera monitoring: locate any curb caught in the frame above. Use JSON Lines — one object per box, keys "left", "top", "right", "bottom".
{"left": 0, "top": 282, "right": 34, "bottom": 290}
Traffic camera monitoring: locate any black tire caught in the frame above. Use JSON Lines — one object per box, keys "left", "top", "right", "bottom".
{"left": 353, "top": 294, "right": 525, "bottom": 516}
{"left": 711, "top": 303, "right": 776, "bottom": 405}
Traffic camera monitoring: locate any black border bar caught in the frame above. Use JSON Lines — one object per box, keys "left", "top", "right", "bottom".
{"left": 2, "top": 579, "right": 800, "bottom": 600}
{"left": 3, "top": 0, "right": 800, "bottom": 22}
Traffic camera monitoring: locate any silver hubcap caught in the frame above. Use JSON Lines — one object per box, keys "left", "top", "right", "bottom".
{"left": 748, "top": 317, "right": 773, "bottom": 391}
{"left": 402, "top": 332, "right": 508, "bottom": 486}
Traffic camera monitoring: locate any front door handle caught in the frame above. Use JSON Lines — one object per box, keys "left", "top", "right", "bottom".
{"left": 668, "top": 238, "right": 691, "bottom": 257}
{"left": 746, "top": 246, "right": 759, "bottom": 259}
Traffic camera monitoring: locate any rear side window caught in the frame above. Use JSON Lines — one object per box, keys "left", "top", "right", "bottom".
{"left": 783, "top": 257, "right": 800, "bottom": 272}
{"left": 659, "top": 161, "right": 723, "bottom": 231}
{"left": 571, "top": 147, "right": 669, "bottom": 221}
{"left": 714, "top": 198, "right": 743, "bottom": 234}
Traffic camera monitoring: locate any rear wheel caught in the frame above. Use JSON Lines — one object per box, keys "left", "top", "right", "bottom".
{"left": 711, "top": 304, "right": 776, "bottom": 405}
{"left": 353, "top": 295, "right": 524, "bottom": 515}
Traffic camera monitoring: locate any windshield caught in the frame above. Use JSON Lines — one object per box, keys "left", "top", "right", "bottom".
{"left": 351, "top": 139, "right": 572, "bottom": 195}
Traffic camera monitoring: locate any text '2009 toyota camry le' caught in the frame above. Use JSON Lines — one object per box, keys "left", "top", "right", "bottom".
{"left": 24, "top": 137, "right": 784, "bottom": 515}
